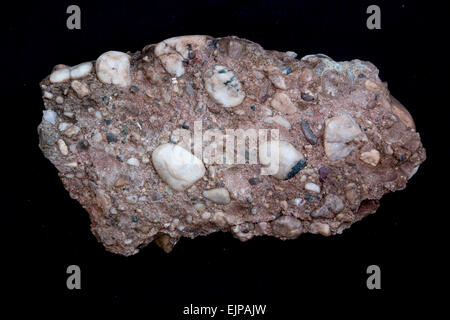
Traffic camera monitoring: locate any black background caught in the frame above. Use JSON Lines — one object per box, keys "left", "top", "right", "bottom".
{"left": 2, "top": 0, "right": 446, "bottom": 316}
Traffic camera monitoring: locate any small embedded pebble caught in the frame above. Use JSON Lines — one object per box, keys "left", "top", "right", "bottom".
{"left": 127, "top": 157, "right": 140, "bottom": 167}
{"left": 43, "top": 110, "right": 57, "bottom": 124}
{"left": 305, "top": 182, "right": 321, "bottom": 193}
{"left": 300, "top": 120, "right": 318, "bottom": 145}
{"left": 203, "top": 188, "right": 231, "bottom": 204}
{"left": 71, "top": 80, "right": 90, "bottom": 98}
{"left": 318, "top": 166, "right": 330, "bottom": 182}
{"left": 301, "top": 92, "right": 314, "bottom": 101}
{"left": 151, "top": 190, "right": 163, "bottom": 201}
{"left": 305, "top": 193, "right": 315, "bottom": 201}
{"left": 63, "top": 125, "right": 80, "bottom": 137}
{"left": 77, "top": 140, "right": 89, "bottom": 151}
{"left": 130, "top": 86, "right": 139, "bottom": 93}
{"left": 57, "top": 139, "right": 68, "bottom": 155}
{"left": 360, "top": 149, "right": 381, "bottom": 167}
{"left": 106, "top": 133, "right": 117, "bottom": 143}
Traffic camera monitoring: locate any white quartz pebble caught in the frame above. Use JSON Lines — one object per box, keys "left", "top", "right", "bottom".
{"left": 259, "top": 140, "right": 305, "bottom": 180}
{"left": 203, "top": 188, "right": 231, "bottom": 204}
{"left": 70, "top": 62, "right": 93, "bottom": 79}
{"left": 360, "top": 149, "right": 381, "bottom": 166}
{"left": 127, "top": 157, "right": 140, "bottom": 167}
{"left": 95, "top": 51, "right": 131, "bottom": 87}
{"left": 154, "top": 35, "right": 207, "bottom": 77}
{"left": 324, "top": 114, "right": 365, "bottom": 161}
{"left": 50, "top": 68, "right": 70, "bottom": 83}
{"left": 305, "top": 182, "right": 321, "bottom": 193}
{"left": 57, "top": 139, "right": 68, "bottom": 156}
{"left": 58, "top": 122, "right": 72, "bottom": 131}
{"left": 270, "top": 92, "right": 298, "bottom": 114}
{"left": 204, "top": 65, "right": 245, "bottom": 107}
{"left": 152, "top": 143, "right": 206, "bottom": 191}
{"left": 42, "top": 110, "right": 57, "bottom": 124}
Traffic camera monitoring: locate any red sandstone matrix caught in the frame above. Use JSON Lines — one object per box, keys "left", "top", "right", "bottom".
{"left": 38, "top": 35, "right": 425, "bottom": 255}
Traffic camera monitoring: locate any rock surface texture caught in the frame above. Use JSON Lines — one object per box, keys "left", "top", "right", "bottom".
{"left": 38, "top": 35, "right": 425, "bottom": 255}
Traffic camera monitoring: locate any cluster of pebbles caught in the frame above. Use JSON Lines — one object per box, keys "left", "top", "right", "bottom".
{"left": 38, "top": 35, "right": 425, "bottom": 255}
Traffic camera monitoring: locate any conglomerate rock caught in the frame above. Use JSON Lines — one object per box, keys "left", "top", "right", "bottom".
{"left": 38, "top": 35, "right": 425, "bottom": 255}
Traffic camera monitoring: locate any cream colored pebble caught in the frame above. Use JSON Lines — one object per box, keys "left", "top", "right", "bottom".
{"left": 259, "top": 140, "right": 305, "bottom": 180}
{"left": 324, "top": 114, "right": 365, "bottom": 161}
{"left": 126, "top": 157, "right": 140, "bottom": 167}
{"left": 360, "top": 149, "right": 380, "bottom": 166}
{"left": 203, "top": 188, "right": 231, "bottom": 204}
{"left": 154, "top": 35, "right": 208, "bottom": 77}
{"left": 63, "top": 125, "right": 80, "bottom": 137}
{"left": 70, "top": 62, "right": 93, "bottom": 79}
{"left": 71, "top": 80, "right": 90, "bottom": 98}
{"left": 50, "top": 68, "right": 70, "bottom": 83}
{"left": 272, "top": 216, "right": 303, "bottom": 238}
{"left": 57, "top": 139, "right": 68, "bottom": 155}
{"left": 270, "top": 92, "right": 298, "bottom": 114}
{"left": 95, "top": 51, "right": 131, "bottom": 87}
{"left": 310, "top": 222, "right": 331, "bottom": 236}
{"left": 152, "top": 143, "right": 206, "bottom": 191}
{"left": 269, "top": 74, "right": 287, "bottom": 90}
{"left": 305, "top": 182, "right": 321, "bottom": 193}
{"left": 204, "top": 65, "right": 245, "bottom": 107}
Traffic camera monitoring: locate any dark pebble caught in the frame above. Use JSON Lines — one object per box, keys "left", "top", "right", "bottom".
{"left": 131, "top": 216, "right": 138, "bottom": 222}
{"left": 182, "top": 124, "right": 190, "bottom": 129}
{"left": 358, "top": 73, "right": 366, "bottom": 78}
{"left": 248, "top": 178, "right": 260, "bottom": 185}
{"left": 319, "top": 166, "right": 330, "bottom": 182}
{"left": 106, "top": 133, "right": 117, "bottom": 143}
{"left": 301, "top": 92, "right": 314, "bottom": 102}
{"left": 77, "top": 140, "right": 89, "bottom": 151}
{"left": 250, "top": 105, "right": 255, "bottom": 111}
{"left": 102, "top": 96, "right": 110, "bottom": 103}
{"left": 130, "top": 86, "right": 139, "bottom": 93}
{"left": 104, "top": 119, "right": 112, "bottom": 125}
{"left": 286, "top": 158, "right": 307, "bottom": 180}
{"left": 116, "top": 155, "right": 125, "bottom": 162}
{"left": 305, "top": 193, "right": 315, "bottom": 201}
{"left": 151, "top": 190, "right": 163, "bottom": 201}
{"left": 301, "top": 120, "right": 318, "bottom": 145}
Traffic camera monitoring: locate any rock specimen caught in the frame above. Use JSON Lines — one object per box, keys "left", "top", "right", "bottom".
{"left": 38, "top": 35, "right": 425, "bottom": 255}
